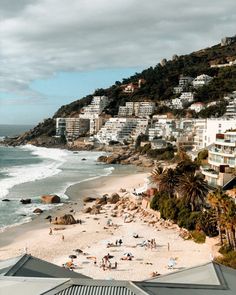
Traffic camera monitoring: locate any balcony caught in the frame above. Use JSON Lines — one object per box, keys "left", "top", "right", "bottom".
{"left": 215, "top": 139, "right": 236, "bottom": 147}
{"left": 201, "top": 167, "right": 219, "bottom": 179}
{"left": 209, "top": 147, "right": 235, "bottom": 157}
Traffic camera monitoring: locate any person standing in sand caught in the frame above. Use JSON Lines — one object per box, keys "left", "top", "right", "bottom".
{"left": 49, "top": 228, "right": 52, "bottom": 235}
{"left": 62, "top": 234, "right": 64, "bottom": 241}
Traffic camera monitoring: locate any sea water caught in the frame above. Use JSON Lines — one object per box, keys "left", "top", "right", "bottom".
{"left": 0, "top": 125, "right": 114, "bottom": 230}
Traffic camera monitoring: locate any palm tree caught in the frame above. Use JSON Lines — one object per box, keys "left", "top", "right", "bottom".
{"left": 177, "top": 173, "right": 209, "bottom": 211}
{"left": 159, "top": 168, "right": 179, "bottom": 198}
{"left": 208, "top": 189, "right": 227, "bottom": 245}
{"left": 151, "top": 166, "right": 164, "bottom": 191}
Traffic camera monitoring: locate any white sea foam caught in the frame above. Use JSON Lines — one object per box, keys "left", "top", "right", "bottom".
{"left": 0, "top": 145, "right": 69, "bottom": 199}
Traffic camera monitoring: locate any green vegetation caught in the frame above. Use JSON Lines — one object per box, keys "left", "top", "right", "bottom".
{"left": 150, "top": 162, "right": 236, "bottom": 268}
{"left": 190, "top": 230, "right": 206, "bottom": 243}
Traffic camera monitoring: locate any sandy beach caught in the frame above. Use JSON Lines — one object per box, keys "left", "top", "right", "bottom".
{"left": 0, "top": 168, "right": 216, "bottom": 281}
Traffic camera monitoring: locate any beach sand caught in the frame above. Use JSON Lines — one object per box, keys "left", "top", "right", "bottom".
{"left": 0, "top": 168, "right": 216, "bottom": 281}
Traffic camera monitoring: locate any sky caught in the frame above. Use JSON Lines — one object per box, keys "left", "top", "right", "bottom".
{"left": 0, "top": 0, "right": 236, "bottom": 124}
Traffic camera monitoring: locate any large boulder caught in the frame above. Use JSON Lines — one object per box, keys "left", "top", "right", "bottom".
{"left": 83, "top": 207, "right": 92, "bottom": 213}
{"left": 20, "top": 199, "right": 31, "bottom": 204}
{"left": 33, "top": 208, "right": 43, "bottom": 214}
{"left": 56, "top": 214, "right": 76, "bottom": 225}
{"left": 41, "top": 194, "right": 61, "bottom": 204}
{"left": 109, "top": 193, "right": 120, "bottom": 204}
{"left": 96, "top": 195, "right": 107, "bottom": 205}
{"left": 97, "top": 155, "right": 108, "bottom": 163}
{"left": 83, "top": 196, "right": 96, "bottom": 203}
{"left": 90, "top": 205, "right": 100, "bottom": 215}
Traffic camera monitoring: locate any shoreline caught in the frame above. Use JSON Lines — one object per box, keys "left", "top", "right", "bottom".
{"left": 0, "top": 163, "right": 146, "bottom": 248}
{"left": 0, "top": 165, "right": 216, "bottom": 281}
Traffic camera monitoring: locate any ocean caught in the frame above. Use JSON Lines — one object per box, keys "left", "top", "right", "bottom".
{"left": 0, "top": 125, "right": 114, "bottom": 230}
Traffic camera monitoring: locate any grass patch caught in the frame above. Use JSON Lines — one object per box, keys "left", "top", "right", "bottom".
{"left": 190, "top": 230, "right": 206, "bottom": 243}
{"left": 215, "top": 251, "right": 236, "bottom": 269}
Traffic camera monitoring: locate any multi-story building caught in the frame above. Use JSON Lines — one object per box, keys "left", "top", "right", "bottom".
{"left": 95, "top": 118, "right": 148, "bottom": 144}
{"left": 118, "top": 101, "right": 156, "bottom": 117}
{"left": 192, "top": 74, "right": 213, "bottom": 88}
{"left": 179, "top": 92, "right": 194, "bottom": 102}
{"left": 80, "top": 96, "right": 109, "bottom": 117}
{"left": 224, "top": 100, "right": 236, "bottom": 117}
{"left": 173, "top": 75, "right": 193, "bottom": 94}
{"left": 55, "top": 118, "right": 90, "bottom": 141}
{"left": 193, "top": 118, "right": 236, "bottom": 151}
{"left": 189, "top": 102, "right": 205, "bottom": 113}
{"left": 202, "top": 131, "right": 236, "bottom": 188}
{"left": 55, "top": 118, "right": 66, "bottom": 137}
{"left": 65, "top": 118, "right": 90, "bottom": 141}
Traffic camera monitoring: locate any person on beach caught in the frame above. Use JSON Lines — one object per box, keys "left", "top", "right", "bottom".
{"left": 62, "top": 234, "right": 65, "bottom": 241}
{"left": 119, "top": 239, "right": 123, "bottom": 246}
{"left": 49, "top": 217, "right": 52, "bottom": 224}
{"left": 49, "top": 228, "right": 52, "bottom": 235}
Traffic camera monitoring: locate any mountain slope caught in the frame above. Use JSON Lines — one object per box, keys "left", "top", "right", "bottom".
{"left": 5, "top": 39, "right": 236, "bottom": 146}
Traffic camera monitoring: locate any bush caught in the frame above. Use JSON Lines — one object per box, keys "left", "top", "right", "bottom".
{"left": 190, "top": 230, "right": 206, "bottom": 243}
{"left": 219, "top": 244, "right": 233, "bottom": 255}
{"left": 216, "top": 251, "right": 236, "bottom": 269}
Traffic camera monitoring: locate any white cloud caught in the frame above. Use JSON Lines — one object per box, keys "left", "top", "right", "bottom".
{"left": 0, "top": 0, "right": 236, "bottom": 96}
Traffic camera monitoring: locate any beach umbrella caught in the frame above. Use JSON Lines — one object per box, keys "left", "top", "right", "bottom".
{"left": 69, "top": 254, "right": 77, "bottom": 259}
{"left": 124, "top": 252, "right": 133, "bottom": 257}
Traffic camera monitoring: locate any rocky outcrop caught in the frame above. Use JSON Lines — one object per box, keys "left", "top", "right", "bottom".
{"left": 97, "top": 149, "right": 154, "bottom": 168}
{"left": 109, "top": 193, "right": 120, "bottom": 204}
{"left": 41, "top": 194, "right": 61, "bottom": 204}
{"left": 33, "top": 208, "right": 43, "bottom": 214}
{"left": 56, "top": 214, "right": 76, "bottom": 225}
{"left": 83, "top": 196, "right": 96, "bottom": 203}
{"left": 20, "top": 199, "right": 31, "bottom": 204}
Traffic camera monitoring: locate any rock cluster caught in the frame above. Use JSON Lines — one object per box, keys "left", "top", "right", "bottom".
{"left": 97, "top": 150, "right": 154, "bottom": 167}
{"left": 41, "top": 195, "right": 61, "bottom": 204}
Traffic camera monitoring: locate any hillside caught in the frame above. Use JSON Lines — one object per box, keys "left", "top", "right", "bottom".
{"left": 5, "top": 39, "right": 236, "bottom": 146}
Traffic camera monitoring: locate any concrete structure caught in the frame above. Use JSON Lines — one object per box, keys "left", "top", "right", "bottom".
{"left": 202, "top": 131, "right": 236, "bottom": 187}
{"left": 118, "top": 101, "right": 156, "bottom": 118}
{"left": 225, "top": 100, "right": 236, "bottom": 117}
{"left": 173, "top": 75, "right": 193, "bottom": 94}
{"left": 95, "top": 118, "right": 149, "bottom": 144}
{"left": 192, "top": 74, "right": 213, "bottom": 88}
{"left": 65, "top": 118, "right": 90, "bottom": 141}
{"left": 194, "top": 118, "right": 236, "bottom": 151}
{"left": 189, "top": 102, "right": 205, "bottom": 113}
{"left": 80, "top": 96, "right": 109, "bottom": 117}
{"left": 56, "top": 118, "right": 66, "bottom": 137}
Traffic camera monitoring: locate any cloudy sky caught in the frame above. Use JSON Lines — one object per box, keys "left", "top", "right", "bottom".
{"left": 0, "top": 0, "right": 236, "bottom": 124}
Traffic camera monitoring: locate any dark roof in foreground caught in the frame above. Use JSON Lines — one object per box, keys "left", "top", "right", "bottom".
{"left": 0, "top": 254, "right": 90, "bottom": 279}
{"left": 0, "top": 259, "right": 236, "bottom": 295}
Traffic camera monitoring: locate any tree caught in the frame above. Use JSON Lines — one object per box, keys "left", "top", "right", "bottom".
{"left": 159, "top": 168, "right": 179, "bottom": 198}
{"left": 208, "top": 189, "right": 227, "bottom": 245}
{"left": 177, "top": 173, "right": 209, "bottom": 211}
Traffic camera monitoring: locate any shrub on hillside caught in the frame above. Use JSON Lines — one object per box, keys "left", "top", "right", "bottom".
{"left": 190, "top": 230, "right": 206, "bottom": 243}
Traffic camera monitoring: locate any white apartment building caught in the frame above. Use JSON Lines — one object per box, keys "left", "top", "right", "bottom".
{"left": 80, "top": 96, "right": 109, "bottom": 117}
{"left": 171, "top": 98, "right": 184, "bottom": 109}
{"left": 96, "top": 118, "right": 149, "bottom": 144}
{"left": 202, "top": 131, "right": 236, "bottom": 187}
{"left": 179, "top": 75, "right": 194, "bottom": 87}
{"left": 179, "top": 92, "right": 194, "bottom": 102}
{"left": 192, "top": 74, "right": 213, "bottom": 88}
{"left": 173, "top": 76, "right": 193, "bottom": 94}
{"left": 118, "top": 101, "right": 156, "bottom": 117}
{"left": 189, "top": 102, "right": 205, "bottom": 113}
{"left": 194, "top": 118, "right": 236, "bottom": 151}
{"left": 224, "top": 100, "right": 236, "bottom": 117}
